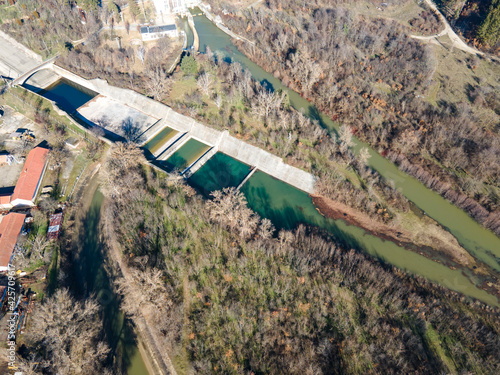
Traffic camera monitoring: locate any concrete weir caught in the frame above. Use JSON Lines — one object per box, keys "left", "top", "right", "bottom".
{"left": 183, "top": 146, "right": 216, "bottom": 176}
{"left": 49, "top": 65, "right": 316, "bottom": 194}
{"left": 236, "top": 167, "right": 257, "bottom": 191}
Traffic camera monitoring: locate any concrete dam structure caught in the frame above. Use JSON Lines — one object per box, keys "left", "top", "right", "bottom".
{"left": 46, "top": 65, "right": 316, "bottom": 194}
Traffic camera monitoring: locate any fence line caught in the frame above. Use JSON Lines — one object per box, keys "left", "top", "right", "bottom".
{"left": 5, "top": 88, "right": 98, "bottom": 144}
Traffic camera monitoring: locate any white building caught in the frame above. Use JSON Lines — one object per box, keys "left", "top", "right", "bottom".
{"left": 141, "top": 25, "right": 179, "bottom": 41}
{"left": 152, "top": 0, "right": 200, "bottom": 16}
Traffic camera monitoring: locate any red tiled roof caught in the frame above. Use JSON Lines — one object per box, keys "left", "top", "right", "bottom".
{"left": 0, "top": 213, "right": 26, "bottom": 268}
{"left": 11, "top": 147, "right": 49, "bottom": 203}
{"left": 0, "top": 194, "right": 11, "bottom": 205}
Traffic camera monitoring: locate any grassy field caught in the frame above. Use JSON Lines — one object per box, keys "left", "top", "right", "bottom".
{"left": 347, "top": 0, "right": 431, "bottom": 31}
{"left": 424, "top": 324, "right": 457, "bottom": 374}
{"left": 418, "top": 34, "right": 500, "bottom": 138}
{"left": 62, "top": 152, "right": 89, "bottom": 201}
{"left": 1, "top": 86, "right": 92, "bottom": 138}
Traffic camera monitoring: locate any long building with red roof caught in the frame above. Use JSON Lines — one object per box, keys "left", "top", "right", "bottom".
{"left": 0, "top": 193, "right": 12, "bottom": 210}
{"left": 0, "top": 212, "right": 26, "bottom": 271}
{"left": 10, "top": 146, "right": 49, "bottom": 207}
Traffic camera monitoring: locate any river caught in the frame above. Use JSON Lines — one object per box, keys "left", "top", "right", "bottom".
{"left": 32, "top": 13, "right": 500, "bottom": 307}
{"left": 70, "top": 189, "right": 149, "bottom": 375}
{"left": 188, "top": 10, "right": 500, "bottom": 305}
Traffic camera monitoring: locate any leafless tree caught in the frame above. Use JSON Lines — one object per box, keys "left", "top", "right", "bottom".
{"left": 258, "top": 218, "right": 275, "bottom": 240}
{"left": 208, "top": 187, "right": 258, "bottom": 239}
{"left": 197, "top": 72, "right": 214, "bottom": 97}
{"left": 22, "top": 289, "right": 110, "bottom": 374}
{"left": 214, "top": 94, "right": 223, "bottom": 110}
{"left": 135, "top": 46, "right": 145, "bottom": 65}
{"left": 252, "top": 88, "right": 284, "bottom": 120}
{"left": 358, "top": 147, "right": 371, "bottom": 165}
{"left": 339, "top": 125, "right": 354, "bottom": 153}
{"left": 146, "top": 67, "right": 172, "bottom": 101}
{"left": 116, "top": 268, "right": 171, "bottom": 317}
{"left": 101, "top": 142, "right": 145, "bottom": 199}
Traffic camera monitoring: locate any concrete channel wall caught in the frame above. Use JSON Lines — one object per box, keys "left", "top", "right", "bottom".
{"left": 50, "top": 65, "right": 316, "bottom": 193}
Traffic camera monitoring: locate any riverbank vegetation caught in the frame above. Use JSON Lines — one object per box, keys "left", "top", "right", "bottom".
{"left": 17, "top": 289, "right": 111, "bottom": 375}
{"left": 104, "top": 143, "right": 500, "bottom": 374}
{"left": 205, "top": 0, "right": 500, "bottom": 237}
{"left": 164, "top": 52, "right": 486, "bottom": 271}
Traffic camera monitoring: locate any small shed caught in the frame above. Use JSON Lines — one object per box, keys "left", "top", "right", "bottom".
{"left": 0, "top": 154, "right": 13, "bottom": 165}
{"left": 47, "top": 212, "right": 63, "bottom": 241}
{"left": 65, "top": 137, "right": 80, "bottom": 149}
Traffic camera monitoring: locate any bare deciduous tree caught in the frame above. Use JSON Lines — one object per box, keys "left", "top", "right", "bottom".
{"left": 101, "top": 142, "right": 145, "bottom": 199}
{"left": 135, "top": 46, "right": 145, "bottom": 65}
{"left": 208, "top": 187, "right": 259, "bottom": 239}
{"left": 214, "top": 94, "right": 223, "bottom": 110}
{"left": 339, "top": 125, "right": 354, "bottom": 153}
{"left": 22, "top": 289, "right": 110, "bottom": 375}
{"left": 358, "top": 147, "right": 371, "bottom": 165}
{"left": 146, "top": 67, "right": 172, "bottom": 101}
{"left": 197, "top": 72, "right": 214, "bottom": 97}
{"left": 252, "top": 88, "right": 284, "bottom": 120}
{"left": 258, "top": 218, "right": 275, "bottom": 240}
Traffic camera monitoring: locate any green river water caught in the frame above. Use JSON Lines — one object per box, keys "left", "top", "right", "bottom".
{"left": 185, "top": 152, "right": 498, "bottom": 306}
{"left": 189, "top": 10, "right": 500, "bottom": 306}
{"left": 72, "top": 190, "right": 149, "bottom": 374}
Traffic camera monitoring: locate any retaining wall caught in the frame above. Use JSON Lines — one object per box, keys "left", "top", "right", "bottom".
{"left": 50, "top": 64, "right": 316, "bottom": 193}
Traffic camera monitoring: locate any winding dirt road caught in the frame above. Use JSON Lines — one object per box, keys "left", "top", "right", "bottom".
{"left": 411, "top": 0, "right": 483, "bottom": 56}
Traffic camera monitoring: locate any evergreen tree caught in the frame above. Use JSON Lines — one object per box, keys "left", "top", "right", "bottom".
{"left": 180, "top": 54, "right": 198, "bottom": 75}
{"left": 478, "top": 0, "right": 500, "bottom": 47}
{"left": 79, "top": 0, "right": 99, "bottom": 12}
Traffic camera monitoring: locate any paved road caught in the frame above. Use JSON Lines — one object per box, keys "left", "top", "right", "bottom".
{"left": 0, "top": 34, "right": 58, "bottom": 88}
{"left": 0, "top": 35, "right": 40, "bottom": 79}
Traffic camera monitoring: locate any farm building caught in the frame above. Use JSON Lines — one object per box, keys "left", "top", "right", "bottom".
{"left": 0, "top": 212, "right": 26, "bottom": 271}
{"left": 10, "top": 146, "right": 49, "bottom": 208}
{"left": 0, "top": 193, "right": 12, "bottom": 211}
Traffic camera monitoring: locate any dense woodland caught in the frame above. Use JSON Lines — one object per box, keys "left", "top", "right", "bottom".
{"left": 438, "top": 0, "right": 500, "bottom": 51}
{"left": 0, "top": 0, "right": 101, "bottom": 57}
{"left": 206, "top": 0, "right": 500, "bottom": 235}
{"left": 103, "top": 143, "right": 500, "bottom": 374}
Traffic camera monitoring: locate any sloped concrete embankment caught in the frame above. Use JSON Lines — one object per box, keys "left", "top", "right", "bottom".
{"left": 51, "top": 64, "right": 316, "bottom": 193}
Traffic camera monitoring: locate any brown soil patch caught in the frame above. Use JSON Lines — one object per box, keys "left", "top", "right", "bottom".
{"left": 311, "top": 194, "right": 475, "bottom": 268}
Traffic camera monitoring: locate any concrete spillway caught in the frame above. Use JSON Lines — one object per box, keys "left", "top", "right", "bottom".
{"left": 49, "top": 64, "right": 316, "bottom": 194}
{"left": 236, "top": 167, "right": 257, "bottom": 191}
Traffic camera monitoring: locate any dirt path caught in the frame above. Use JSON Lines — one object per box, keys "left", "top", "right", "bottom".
{"left": 102, "top": 200, "right": 178, "bottom": 375}
{"left": 64, "top": 162, "right": 172, "bottom": 375}
{"left": 410, "top": 0, "right": 484, "bottom": 56}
